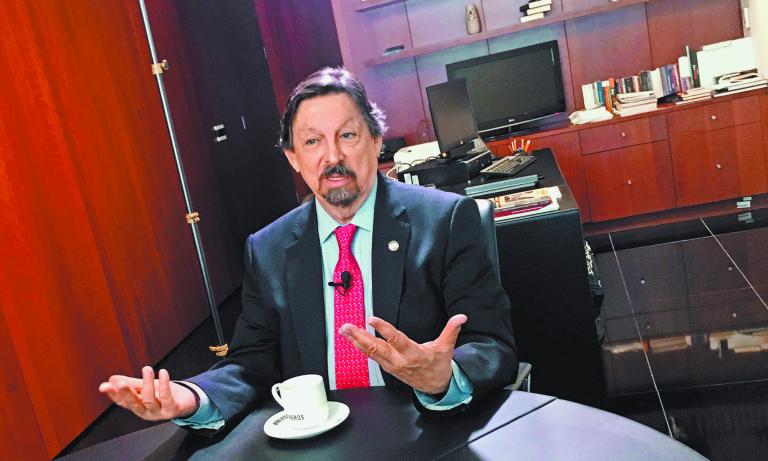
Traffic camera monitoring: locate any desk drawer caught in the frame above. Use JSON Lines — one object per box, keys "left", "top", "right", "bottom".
{"left": 580, "top": 115, "right": 667, "bottom": 154}
{"left": 667, "top": 95, "right": 761, "bottom": 138}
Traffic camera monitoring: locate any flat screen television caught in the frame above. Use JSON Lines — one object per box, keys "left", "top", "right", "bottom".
{"left": 446, "top": 40, "right": 566, "bottom": 137}
{"left": 426, "top": 78, "right": 479, "bottom": 158}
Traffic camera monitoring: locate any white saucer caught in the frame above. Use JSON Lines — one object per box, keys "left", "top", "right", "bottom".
{"left": 263, "top": 401, "right": 350, "bottom": 440}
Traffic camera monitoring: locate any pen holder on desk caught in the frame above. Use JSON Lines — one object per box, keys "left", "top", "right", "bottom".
{"left": 509, "top": 138, "right": 532, "bottom": 154}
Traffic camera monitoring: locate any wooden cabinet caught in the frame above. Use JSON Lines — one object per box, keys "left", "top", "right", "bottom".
{"left": 485, "top": 92, "right": 768, "bottom": 224}
{"left": 339, "top": 0, "right": 762, "bottom": 222}
{"left": 667, "top": 95, "right": 761, "bottom": 138}
{"left": 583, "top": 141, "right": 676, "bottom": 221}
{"left": 670, "top": 122, "right": 767, "bottom": 207}
{"left": 667, "top": 95, "right": 767, "bottom": 208}
{"left": 579, "top": 115, "right": 667, "bottom": 154}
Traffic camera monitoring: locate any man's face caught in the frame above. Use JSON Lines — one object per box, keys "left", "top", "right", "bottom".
{"left": 284, "top": 93, "right": 382, "bottom": 219}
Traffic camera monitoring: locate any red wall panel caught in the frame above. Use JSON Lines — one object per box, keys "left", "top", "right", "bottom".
{"left": 0, "top": 0, "right": 215, "bottom": 457}
{"left": 565, "top": 4, "right": 653, "bottom": 111}
{"left": 646, "top": 0, "right": 743, "bottom": 68}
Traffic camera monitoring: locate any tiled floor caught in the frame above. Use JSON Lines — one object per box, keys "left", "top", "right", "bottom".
{"left": 586, "top": 207, "right": 768, "bottom": 460}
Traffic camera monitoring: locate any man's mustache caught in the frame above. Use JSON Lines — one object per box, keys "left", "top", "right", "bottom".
{"left": 322, "top": 164, "right": 356, "bottom": 179}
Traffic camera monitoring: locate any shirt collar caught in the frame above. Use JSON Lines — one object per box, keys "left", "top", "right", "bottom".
{"left": 316, "top": 178, "right": 378, "bottom": 243}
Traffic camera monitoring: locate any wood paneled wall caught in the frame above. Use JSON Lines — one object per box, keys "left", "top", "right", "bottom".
{"left": 255, "top": 0, "right": 344, "bottom": 110}
{"left": 0, "top": 1, "right": 206, "bottom": 457}
{"left": 0, "top": 1, "right": 297, "bottom": 458}
{"left": 254, "top": 0, "right": 344, "bottom": 199}
{"left": 332, "top": 0, "right": 744, "bottom": 143}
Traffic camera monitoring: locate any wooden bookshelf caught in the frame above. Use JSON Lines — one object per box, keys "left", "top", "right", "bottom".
{"left": 363, "top": 0, "right": 650, "bottom": 67}
{"left": 353, "top": 0, "right": 404, "bottom": 13}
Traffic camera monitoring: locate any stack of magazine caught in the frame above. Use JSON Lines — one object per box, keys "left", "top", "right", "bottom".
{"left": 713, "top": 69, "right": 768, "bottom": 97}
{"left": 490, "top": 186, "right": 561, "bottom": 221}
{"left": 613, "top": 91, "right": 657, "bottom": 116}
{"left": 519, "top": 0, "right": 552, "bottom": 23}
{"left": 676, "top": 87, "right": 712, "bottom": 105}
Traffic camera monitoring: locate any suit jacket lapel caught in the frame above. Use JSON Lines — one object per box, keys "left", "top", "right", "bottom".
{"left": 372, "top": 175, "right": 410, "bottom": 329}
{"left": 286, "top": 204, "right": 328, "bottom": 379}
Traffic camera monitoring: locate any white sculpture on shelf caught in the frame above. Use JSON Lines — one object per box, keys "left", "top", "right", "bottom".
{"left": 466, "top": 4, "right": 481, "bottom": 35}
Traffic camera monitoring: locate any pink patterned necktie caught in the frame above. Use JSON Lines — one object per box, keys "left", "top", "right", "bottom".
{"left": 333, "top": 224, "right": 370, "bottom": 389}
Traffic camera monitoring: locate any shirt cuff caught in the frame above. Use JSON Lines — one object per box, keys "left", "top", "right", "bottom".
{"left": 414, "top": 360, "right": 473, "bottom": 410}
{"left": 171, "top": 381, "right": 226, "bottom": 430}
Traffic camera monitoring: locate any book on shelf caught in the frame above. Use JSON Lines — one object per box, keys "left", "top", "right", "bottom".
{"left": 520, "top": 12, "right": 545, "bottom": 22}
{"left": 613, "top": 91, "right": 656, "bottom": 116}
{"left": 675, "top": 86, "right": 712, "bottom": 105}
{"left": 677, "top": 56, "right": 693, "bottom": 92}
{"left": 615, "top": 91, "right": 654, "bottom": 102}
{"left": 685, "top": 45, "right": 701, "bottom": 87}
{"left": 614, "top": 104, "right": 658, "bottom": 117}
{"left": 526, "top": 0, "right": 552, "bottom": 8}
{"left": 491, "top": 186, "right": 561, "bottom": 221}
{"left": 520, "top": 4, "right": 552, "bottom": 15}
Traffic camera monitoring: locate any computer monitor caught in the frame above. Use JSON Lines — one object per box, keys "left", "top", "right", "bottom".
{"left": 446, "top": 40, "right": 566, "bottom": 136}
{"left": 426, "top": 78, "right": 479, "bottom": 159}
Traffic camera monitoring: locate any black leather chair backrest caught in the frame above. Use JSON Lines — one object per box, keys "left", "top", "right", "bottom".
{"left": 474, "top": 199, "right": 500, "bottom": 282}
{"left": 475, "top": 198, "right": 533, "bottom": 391}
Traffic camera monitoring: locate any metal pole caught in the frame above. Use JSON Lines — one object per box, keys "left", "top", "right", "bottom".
{"left": 138, "top": 0, "right": 227, "bottom": 357}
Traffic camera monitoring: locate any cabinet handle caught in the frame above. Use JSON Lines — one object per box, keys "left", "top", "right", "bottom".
{"left": 711, "top": 115, "right": 717, "bottom": 121}
{"left": 620, "top": 131, "right": 627, "bottom": 138}
{"left": 716, "top": 163, "right": 722, "bottom": 169}
{"left": 627, "top": 179, "right": 632, "bottom": 185}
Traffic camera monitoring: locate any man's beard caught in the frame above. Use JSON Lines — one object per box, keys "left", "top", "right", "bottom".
{"left": 322, "top": 163, "right": 359, "bottom": 207}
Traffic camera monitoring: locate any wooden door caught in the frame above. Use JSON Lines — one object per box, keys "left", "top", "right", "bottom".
{"left": 671, "top": 123, "right": 766, "bottom": 206}
{"left": 584, "top": 141, "right": 675, "bottom": 221}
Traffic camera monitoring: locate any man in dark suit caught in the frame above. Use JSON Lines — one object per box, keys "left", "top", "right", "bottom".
{"left": 100, "top": 67, "right": 517, "bottom": 429}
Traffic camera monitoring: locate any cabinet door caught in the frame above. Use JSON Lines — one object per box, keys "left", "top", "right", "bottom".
{"left": 584, "top": 141, "right": 675, "bottom": 221}
{"left": 671, "top": 123, "right": 768, "bottom": 207}
{"left": 579, "top": 114, "right": 668, "bottom": 154}
{"left": 666, "top": 95, "right": 761, "bottom": 138}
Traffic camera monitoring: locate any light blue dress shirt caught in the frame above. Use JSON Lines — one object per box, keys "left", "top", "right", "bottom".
{"left": 174, "top": 181, "right": 472, "bottom": 429}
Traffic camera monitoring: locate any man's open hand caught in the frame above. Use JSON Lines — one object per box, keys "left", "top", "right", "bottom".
{"left": 98, "top": 367, "right": 198, "bottom": 421}
{"left": 339, "top": 314, "right": 467, "bottom": 395}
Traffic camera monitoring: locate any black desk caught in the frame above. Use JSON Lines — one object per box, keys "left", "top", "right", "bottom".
{"left": 60, "top": 389, "right": 705, "bottom": 460}
{"left": 59, "top": 388, "right": 554, "bottom": 461}
{"left": 444, "top": 149, "right": 605, "bottom": 403}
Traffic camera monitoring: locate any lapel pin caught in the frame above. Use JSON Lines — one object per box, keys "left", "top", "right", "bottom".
{"left": 387, "top": 240, "right": 400, "bottom": 252}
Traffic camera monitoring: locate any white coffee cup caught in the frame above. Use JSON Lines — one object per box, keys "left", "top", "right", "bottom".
{"left": 271, "top": 374, "right": 329, "bottom": 429}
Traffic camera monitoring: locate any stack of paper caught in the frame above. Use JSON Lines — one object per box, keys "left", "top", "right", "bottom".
{"left": 713, "top": 69, "right": 768, "bottom": 97}
{"left": 491, "top": 186, "right": 561, "bottom": 221}
{"left": 675, "top": 87, "right": 712, "bottom": 105}
{"left": 519, "top": 0, "right": 552, "bottom": 23}
{"left": 613, "top": 91, "right": 657, "bottom": 117}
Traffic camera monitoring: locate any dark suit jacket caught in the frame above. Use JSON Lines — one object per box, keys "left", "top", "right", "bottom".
{"left": 189, "top": 173, "right": 517, "bottom": 423}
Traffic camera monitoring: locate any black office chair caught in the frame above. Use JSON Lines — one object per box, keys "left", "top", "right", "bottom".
{"left": 474, "top": 198, "right": 532, "bottom": 392}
